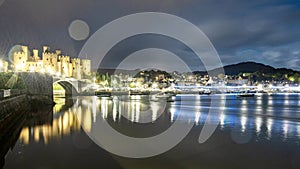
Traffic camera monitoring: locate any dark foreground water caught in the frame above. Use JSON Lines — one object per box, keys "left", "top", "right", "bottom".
{"left": 2, "top": 94, "right": 300, "bottom": 169}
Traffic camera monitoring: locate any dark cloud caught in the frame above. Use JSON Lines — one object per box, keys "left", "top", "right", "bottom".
{"left": 0, "top": 0, "right": 299, "bottom": 71}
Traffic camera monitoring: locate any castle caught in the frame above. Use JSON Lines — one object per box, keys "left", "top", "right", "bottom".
{"left": 12, "top": 45, "right": 91, "bottom": 79}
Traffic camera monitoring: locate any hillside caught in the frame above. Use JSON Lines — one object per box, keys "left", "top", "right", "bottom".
{"left": 96, "top": 62, "right": 300, "bottom": 82}
{"left": 194, "top": 62, "right": 298, "bottom": 76}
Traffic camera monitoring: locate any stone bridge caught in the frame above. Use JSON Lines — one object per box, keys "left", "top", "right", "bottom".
{"left": 53, "top": 77, "right": 93, "bottom": 96}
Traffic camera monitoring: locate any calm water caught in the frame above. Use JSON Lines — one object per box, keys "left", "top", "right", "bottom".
{"left": 2, "top": 94, "right": 300, "bottom": 169}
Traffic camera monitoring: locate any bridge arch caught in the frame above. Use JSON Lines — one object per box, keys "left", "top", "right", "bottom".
{"left": 53, "top": 79, "right": 79, "bottom": 96}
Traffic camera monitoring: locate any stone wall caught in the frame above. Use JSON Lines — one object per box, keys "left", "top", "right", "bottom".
{"left": 0, "top": 95, "right": 29, "bottom": 137}
{"left": 0, "top": 72, "right": 54, "bottom": 134}
{"left": 18, "top": 72, "right": 53, "bottom": 96}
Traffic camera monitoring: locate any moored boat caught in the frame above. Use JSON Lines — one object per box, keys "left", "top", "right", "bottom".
{"left": 237, "top": 93, "right": 255, "bottom": 97}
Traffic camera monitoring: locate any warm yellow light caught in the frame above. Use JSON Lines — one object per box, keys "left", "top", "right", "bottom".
{"left": 268, "top": 84, "right": 273, "bottom": 88}
{"left": 19, "top": 127, "right": 30, "bottom": 144}
{"left": 29, "top": 66, "right": 35, "bottom": 72}
{"left": 152, "top": 83, "right": 158, "bottom": 89}
{"left": 47, "top": 68, "right": 54, "bottom": 75}
{"left": 15, "top": 63, "right": 25, "bottom": 71}
{"left": 40, "top": 68, "right": 45, "bottom": 74}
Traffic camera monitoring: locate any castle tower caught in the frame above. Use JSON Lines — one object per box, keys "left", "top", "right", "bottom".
{"left": 81, "top": 59, "right": 91, "bottom": 77}
{"left": 55, "top": 50, "right": 61, "bottom": 55}
{"left": 71, "top": 58, "right": 81, "bottom": 79}
{"left": 33, "top": 49, "right": 40, "bottom": 61}
{"left": 13, "top": 45, "right": 29, "bottom": 71}
{"left": 60, "top": 55, "right": 71, "bottom": 77}
{"left": 21, "top": 46, "right": 29, "bottom": 58}
{"left": 43, "top": 46, "right": 50, "bottom": 53}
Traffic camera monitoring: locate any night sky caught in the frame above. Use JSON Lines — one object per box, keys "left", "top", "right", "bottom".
{"left": 0, "top": 0, "right": 299, "bottom": 71}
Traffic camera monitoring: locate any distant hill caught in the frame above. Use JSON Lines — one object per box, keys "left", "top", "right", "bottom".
{"left": 96, "top": 62, "right": 299, "bottom": 77}
{"left": 194, "top": 62, "right": 299, "bottom": 76}
{"left": 96, "top": 62, "right": 300, "bottom": 83}
{"left": 218, "top": 62, "right": 275, "bottom": 75}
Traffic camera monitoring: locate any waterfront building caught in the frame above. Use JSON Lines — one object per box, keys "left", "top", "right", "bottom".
{"left": 227, "top": 78, "right": 248, "bottom": 86}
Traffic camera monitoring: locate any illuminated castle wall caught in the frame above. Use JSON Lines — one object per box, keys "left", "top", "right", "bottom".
{"left": 13, "top": 46, "right": 29, "bottom": 71}
{"left": 12, "top": 45, "right": 91, "bottom": 79}
{"left": 0, "top": 60, "right": 8, "bottom": 72}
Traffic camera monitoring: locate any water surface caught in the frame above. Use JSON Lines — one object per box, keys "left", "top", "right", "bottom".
{"left": 3, "top": 94, "right": 300, "bottom": 169}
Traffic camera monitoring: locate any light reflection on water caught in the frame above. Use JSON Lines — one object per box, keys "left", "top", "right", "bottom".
{"left": 3, "top": 93, "right": 300, "bottom": 169}
{"left": 17, "top": 94, "right": 300, "bottom": 146}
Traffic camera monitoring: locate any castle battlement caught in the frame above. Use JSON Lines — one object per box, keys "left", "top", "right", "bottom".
{"left": 11, "top": 45, "right": 91, "bottom": 79}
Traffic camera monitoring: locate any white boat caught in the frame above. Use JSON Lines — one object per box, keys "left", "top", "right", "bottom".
{"left": 155, "top": 92, "right": 172, "bottom": 99}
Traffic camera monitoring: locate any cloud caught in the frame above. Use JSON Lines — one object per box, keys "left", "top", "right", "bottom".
{"left": 0, "top": 0, "right": 299, "bottom": 70}
{"left": 262, "top": 51, "right": 281, "bottom": 59}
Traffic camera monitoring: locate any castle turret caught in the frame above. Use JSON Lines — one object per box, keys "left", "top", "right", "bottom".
{"left": 55, "top": 50, "right": 61, "bottom": 55}
{"left": 13, "top": 45, "right": 29, "bottom": 71}
{"left": 43, "top": 46, "right": 50, "bottom": 53}
{"left": 82, "top": 59, "right": 91, "bottom": 77}
{"left": 33, "top": 49, "right": 39, "bottom": 61}
{"left": 21, "top": 46, "right": 29, "bottom": 58}
{"left": 71, "top": 58, "right": 81, "bottom": 79}
{"left": 33, "top": 49, "right": 38, "bottom": 57}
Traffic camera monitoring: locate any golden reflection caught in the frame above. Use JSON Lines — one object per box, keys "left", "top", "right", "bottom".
{"left": 297, "top": 124, "right": 300, "bottom": 138}
{"left": 194, "top": 112, "right": 201, "bottom": 125}
{"left": 19, "top": 110, "right": 81, "bottom": 145}
{"left": 267, "top": 97, "right": 274, "bottom": 113}
{"left": 255, "top": 97, "right": 262, "bottom": 112}
{"left": 241, "top": 116, "right": 247, "bottom": 132}
{"left": 256, "top": 117, "right": 262, "bottom": 133}
{"left": 266, "top": 118, "right": 273, "bottom": 137}
{"left": 83, "top": 107, "right": 92, "bottom": 132}
{"left": 220, "top": 113, "right": 225, "bottom": 128}
{"left": 150, "top": 102, "right": 162, "bottom": 122}
{"left": 34, "top": 128, "right": 40, "bottom": 142}
{"left": 220, "top": 94, "right": 226, "bottom": 111}
{"left": 113, "top": 98, "right": 118, "bottom": 122}
{"left": 135, "top": 101, "right": 141, "bottom": 122}
{"left": 118, "top": 101, "right": 123, "bottom": 122}
{"left": 53, "top": 97, "right": 66, "bottom": 114}
{"left": 256, "top": 98, "right": 262, "bottom": 105}
{"left": 284, "top": 94, "right": 289, "bottom": 106}
{"left": 127, "top": 100, "right": 143, "bottom": 123}
{"left": 241, "top": 99, "right": 247, "bottom": 112}
{"left": 18, "top": 95, "right": 300, "bottom": 146}
{"left": 268, "top": 98, "right": 273, "bottom": 105}
{"left": 19, "top": 127, "right": 29, "bottom": 144}
{"left": 101, "top": 99, "right": 109, "bottom": 119}
{"left": 283, "top": 120, "right": 289, "bottom": 139}
{"left": 92, "top": 96, "right": 97, "bottom": 123}
{"left": 170, "top": 106, "right": 176, "bottom": 122}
